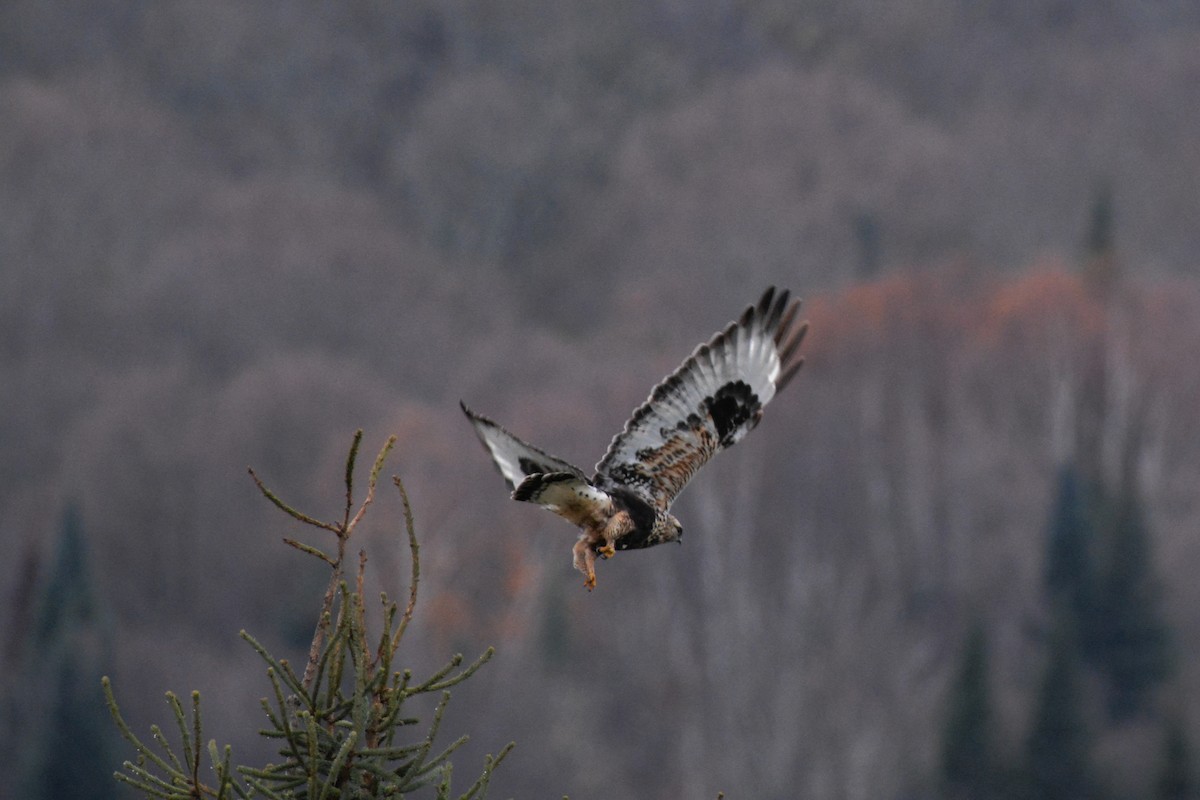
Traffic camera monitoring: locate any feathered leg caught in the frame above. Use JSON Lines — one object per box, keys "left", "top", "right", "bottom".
{"left": 597, "top": 510, "right": 633, "bottom": 560}
{"left": 573, "top": 535, "right": 598, "bottom": 590}
{"left": 572, "top": 512, "right": 633, "bottom": 590}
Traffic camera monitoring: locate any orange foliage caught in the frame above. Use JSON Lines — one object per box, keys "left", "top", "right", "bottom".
{"left": 427, "top": 590, "right": 472, "bottom": 640}
{"left": 803, "top": 260, "right": 1129, "bottom": 372}
{"left": 503, "top": 544, "right": 536, "bottom": 598}
{"left": 803, "top": 265, "right": 978, "bottom": 367}
{"left": 977, "top": 260, "right": 1107, "bottom": 347}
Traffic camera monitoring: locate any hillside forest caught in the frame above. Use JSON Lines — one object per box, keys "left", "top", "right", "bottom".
{"left": 3, "top": 2, "right": 1200, "bottom": 798}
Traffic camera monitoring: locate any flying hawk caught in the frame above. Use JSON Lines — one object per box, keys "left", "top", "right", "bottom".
{"left": 462, "top": 287, "right": 808, "bottom": 590}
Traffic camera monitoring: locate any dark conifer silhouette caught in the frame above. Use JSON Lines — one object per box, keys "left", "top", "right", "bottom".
{"left": 1024, "top": 618, "right": 1094, "bottom": 800}
{"left": 940, "top": 622, "right": 997, "bottom": 800}
{"left": 16, "top": 504, "right": 117, "bottom": 800}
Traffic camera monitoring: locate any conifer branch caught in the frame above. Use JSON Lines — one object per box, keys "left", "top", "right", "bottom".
{"left": 425, "top": 649, "right": 495, "bottom": 693}
{"left": 150, "top": 723, "right": 185, "bottom": 776}
{"left": 318, "top": 729, "right": 358, "bottom": 800}
{"left": 282, "top": 538, "right": 335, "bottom": 566}
{"left": 392, "top": 474, "right": 420, "bottom": 659}
{"left": 247, "top": 467, "right": 339, "bottom": 534}
{"left": 104, "top": 678, "right": 234, "bottom": 799}
{"left": 343, "top": 429, "right": 364, "bottom": 529}
{"left": 457, "top": 745, "right": 516, "bottom": 800}
{"left": 304, "top": 564, "right": 344, "bottom": 693}
{"left": 403, "top": 690, "right": 453, "bottom": 783}
{"left": 208, "top": 742, "right": 242, "bottom": 799}
{"left": 103, "top": 678, "right": 179, "bottom": 781}
{"left": 356, "top": 549, "right": 371, "bottom": 674}
{"left": 346, "top": 434, "right": 396, "bottom": 534}
{"left": 162, "top": 691, "right": 199, "bottom": 790}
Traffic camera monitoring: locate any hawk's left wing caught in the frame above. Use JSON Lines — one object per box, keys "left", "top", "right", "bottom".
{"left": 461, "top": 402, "right": 588, "bottom": 491}
{"left": 593, "top": 287, "right": 806, "bottom": 510}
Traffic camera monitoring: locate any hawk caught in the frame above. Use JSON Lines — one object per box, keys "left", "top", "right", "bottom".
{"left": 462, "top": 287, "right": 808, "bottom": 590}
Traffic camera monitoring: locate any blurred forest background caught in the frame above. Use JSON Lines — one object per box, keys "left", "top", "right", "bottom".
{"left": 4, "top": 1, "right": 1200, "bottom": 798}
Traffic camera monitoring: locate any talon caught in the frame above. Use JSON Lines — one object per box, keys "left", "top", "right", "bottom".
{"left": 598, "top": 544, "right": 616, "bottom": 560}
{"left": 584, "top": 573, "right": 597, "bottom": 591}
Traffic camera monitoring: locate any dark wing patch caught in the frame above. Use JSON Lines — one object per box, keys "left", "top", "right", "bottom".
{"left": 461, "top": 402, "right": 587, "bottom": 490}
{"left": 518, "top": 455, "right": 565, "bottom": 476}
{"left": 594, "top": 287, "right": 807, "bottom": 510}
{"left": 512, "top": 471, "right": 581, "bottom": 502}
{"left": 705, "top": 380, "right": 760, "bottom": 444}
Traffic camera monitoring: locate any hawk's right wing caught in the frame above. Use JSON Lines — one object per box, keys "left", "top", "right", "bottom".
{"left": 460, "top": 402, "right": 588, "bottom": 491}
{"left": 593, "top": 287, "right": 806, "bottom": 511}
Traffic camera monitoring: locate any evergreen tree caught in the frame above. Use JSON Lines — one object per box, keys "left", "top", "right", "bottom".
{"left": 1043, "top": 465, "right": 1110, "bottom": 681}
{"left": 0, "top": 538, "right": 42, "bottom": 776}
{"left": 1157, "top": 716, "right": 1195, "bottom": 800}
{"left": 32, "top": 504, "right": 100, "bottom": 644}
{"left": 1024, "top": 618, "right": 1093, "bottom": 800}
{"left": 853, "top": 209, "right": 882, "bottom": 280}
{"left": 21, "top": 651, "right": 119, "bottom": 800}
{"left": 16, "top": 503, "right": 117, "bottom": 800}
{"left": 1092, "top": 491, "right": 1172, "bottom": 721}
{"left": 940, "top": 622, "right": 996, "bottom": 800}
{"left": 104, "top": 433, "right": 514, "bottom": 799}
{"left": 1082, "top": 182, "right": 1117, "bottom": 296}
{"left": 1045, "top": 465, "right": 1096, "bottom": 624}
{"left": 1042, "top": 465, "right": 1173, "bottom": 722}
{"left": 1085, "top": 183, "right": 1115, "bottom": 261}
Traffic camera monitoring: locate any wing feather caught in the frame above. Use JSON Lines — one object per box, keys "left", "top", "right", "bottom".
{"left": 460, "top": 402, "right": 587, "bottom": 491}
{"left": 594, "top": 287, "right": 807, "bottom": 510}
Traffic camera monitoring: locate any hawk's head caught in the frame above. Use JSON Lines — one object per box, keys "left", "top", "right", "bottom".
{"left": 651, "top": 512, "right": 684, "bottom": 546}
